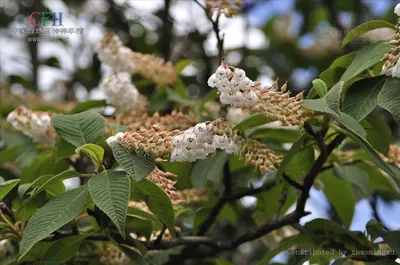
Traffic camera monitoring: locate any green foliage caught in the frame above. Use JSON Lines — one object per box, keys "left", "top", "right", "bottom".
{"left": 233, "top": 113, "right": 272, "bottom": 131}
{"left": 191, "top": 151, "right": 229, "bottom": 189}
{"left": 341, "top": 42, "right": 392, "bottom": 82}
{"left": 19, "top": 185, "right": 89, "bottom": 260}
{"left": 42, "top": 234, "right": 88, "bottom": 262}
{"left": 51, "top": 111, "right": 106, "bottom": 147}
{"left": 55, "top": 138, "right": 76, "bottom": 162}
{"left": 320, "top": 170, "right": 355, "bottom": 228}
{"left": 75, "top": 143, "right": 105, "bottom": 169}
{"left": 88, "top": 170, "right": 130, "bottom": 237}
{"left": 0, "top": 179, "right": 20, "bottom": 200}
{"left": 378, "top": 78, "right": 400, "bottom": 125}
{"left": 70, "top": 99, "right": 108, "bottom": 113}
{"left": 110, "top": 142, "right": 155, "bottom": 182}
{"left": 342, "top": 20, "right": 395, "bottom": 47}
{"left": 135, "top": 179, "right": 175, "bottom": 234}
{"left": 312, "top": 79, "right": 328, "bottom": 98}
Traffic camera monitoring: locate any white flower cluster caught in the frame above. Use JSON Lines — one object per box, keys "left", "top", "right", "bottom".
{"left": 99, "top": 72, "right": 139, "bottom": 112}
{"left": 7, "top": 106, "right": 56, "bottom": 146}
{"left": 207, "top": 65, "right": 260, "bottom": 107}
{"left": 96, "top": 34, "right": 135, "bottom": 73}
{"left": 170, "top": 122, "right": 238, "bottom": 162}
{"left": 382, "top": 59, "right": 400, "bottom": 78}
{"left": 395, "top": 3, "right": 400, "bottom": 16}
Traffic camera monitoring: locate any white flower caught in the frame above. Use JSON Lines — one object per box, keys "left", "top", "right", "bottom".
{"left": 225, "top": 141, "right": 239, "bottom": 154}
{"left": 183, "top": 133, "right": 198, "bottom": 148}
{"left": 226, "top": 68, "right": 233, "bottom": 79}
{"left": 244, "top": 91, "right": 259, "bottom": 105}
{"left": 216, "top": 66, "right": 227, "bottom": 80}
{"left": 395, "top": 3, "right": 400, "bottom": 16}
{"left": 230, "top": 77, "right": 244, "bottom": 92}
{"left": 207, "top": 73, "right": 219, "bottom": 87}
{"left": 233, "top": 68, "right": 246, "bottom": 80}
{"left": 194, "top": 123, "right": 208, "bottom": 136}
{"left": 232, "top": 92, "right": 245, "bottom": 107}
{"left": 220, "top": 92, "right": 232, "bottom": 104}
{"left": 171, "top": 148, "right": 186, "bottom": 162}
{"left": 214, "top": 134, "right": 229, "bottom": 149}
{"left": 172, "top": 135, "right": 184, "bottom": 148}
{"left": 393, "top": 59, "right": 400, "bottom": 78}
{"left": 99, "top": 72, "right": 139, "bottom": 112}
{"left": 218, "top": 78, "right": 231, "bottom": 93}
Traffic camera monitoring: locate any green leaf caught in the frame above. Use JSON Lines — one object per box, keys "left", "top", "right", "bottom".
{"left": 175, "top": 59, "right": 192, "bottom": 74}
{"left": 381, "top": 230, "right": 400, "bottom": 257}
{"left": 343, "top": 77, "right": 385, "bottom": 121}
{"left": 0, "top": 145, "right": 20, "bottom": 165}
{"left": 0, "top": 179, "right": 20, "bottom": 200}
{"left": 17, "top": 170, "right": 80, "bottom": 212}
{"left": 276, "top": 133, "right": 310, "bottom": 179}
{"left": 166, "top": 87, "right": 197, "bottom": 106}
{"left": 110, "top": 142, "right": 155, "bottom": 182}
{"left": 334, "top": 165, "right": 370, "bottom": 196}
{"left": 119, "top": 245, "right": 148, "bottom": 265}
{"left": 107, "top": 123, "right": 129, "bottom": 133}
{"left": 362, "top": 112, "right": 392, "bottom": 155}
{"left": 325, "top": 81, "right": 344, "bottom": 117}
{"left": 330, "top": 51, "right": 357, "bottom": 68}
{"left": 356, "top": 163, "right": 397, "bottom": 193}
{"left": 88, "top": 170, "right": 130, "bottom": 237}
{"left": 125, "top": 215, "right": 153, "bottom": 240}
{"left": 136, "top": 179, "right": 175, "bottom": 233}
{"left": 51, "top": 111, "right": 106, "bottom": 147}
{"left": 334, "top": 125, "right": 397, "bottom": 180}
{"left": 312, "top": 79, "right": 328, "bottom": 98}
{"left": 191, "top": 152, "right": 229, "bottom": 189}
{"left": 75, "top": 144, "right": 104, "bottom": 169}
{"left": 249, "top": 127, "right": 301, "bottom": 142}
{"left": 42, "top": 234, "right": 87, "bottom": 262}
{"left": 55, "top": 138, "right": 76, "bottom": 163}
{"left": 19, "top": 185, "right": 89, "bottom": 261}
{"left": 70, "top": 99, "right": 107, "bottom": 113}
{"left": 259, "top": 235, "right": 314, "bottom": 265}
{"left": 320, "top": 170, "right": 355, "bottom": 228}
{"left": 342, "top": 20, "right": 395, "bottom": 47}
{"left": 285, "top": 147, "right": 314, "bottom": 180}
{"left": 378, "top": 78, "right": 400, "bottom": 125}
{"left": 233, "top": 113, "right": 272, "bottom": 131}
{"left": 341, "top": 42, "right": 392, "bottom": 82}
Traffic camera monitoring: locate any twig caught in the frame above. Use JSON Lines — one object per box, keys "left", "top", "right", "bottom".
{"left": 274, "top": 187, "right": 288, "bottom": 221}
{"left": 282, "top": 173, "right": 303, "bottom": 190}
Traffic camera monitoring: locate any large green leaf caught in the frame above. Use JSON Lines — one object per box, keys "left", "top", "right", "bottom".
{"left": 19, "top": 185, "right": 89, "bottom": 261}
{"left": 249, "top": 127, "right": 301, "bottom": 143}
{"left": 55, "top": 138, "right": 76, "bottom": 163}
{"left": 330, "top": 51, "right": 357, "bottom": 68}
{"left": 136, "top": 179, "right": 175, "bottom": 233}
{"left": 381, "top": 230, "right": 400, "bottom": 256}
{"left": 51, "top": 111, "right": 105, "bottom": 147}
{"left": 356, "top": 163, "right": 397, "bottom": 193}
{"left": 110, "top": 142, "right": 155, "bottom": 182}
{"left": 302, "top": 81, "right": 344, "bottom": 120}
{"left": 276, "top": 133, "right": 309, "bottom": 179}
{"left": 233, "top": 113, "right": 272, "bottom": 131}
{"left": 17, "top": 170, "right": 80, "bottom": 212}
{"left": 341, "top": 42, "right": 392, "bottom": 82}
{"left": 342, "top": 20, "right": 395, "bottom": 47}
{"left": 75, "top": 143, "right": 104, "bottom": 169}
{"left": 42, "top": 234, "right": 88, "bottom": 262}
{"left": 70, "top": 99, "right": 107, "bottom": 113}
{"left": 343, "top": 77, "right": 385, "bottom": 121}
{"left": 119, "top": 245, "right": 148, "bottom": 265}
{"left": 285, "top": 147, "right": 314, "bottom": 180}
{"left": 334, "top": 165, "right": 369, "bottom": 196}
{"left": 259, "top": 234, "right": 314, "bottom": 265}
{"left": 88, "top": 170, "right": 130, "bottom": 237}
{"left": 378, "top": 78, "right": 400, "bottom": 125}
{"left": 191, "top": 152, "right": 229, "bottom": 189}
{"left": 361, "top": 112, "right": 392, "bottom": 155}
{"left": 0, "top": 179, "right": 20, "bottom": 200}
{"left": 320, "top": 170, "right": 355, "bottom": 228}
